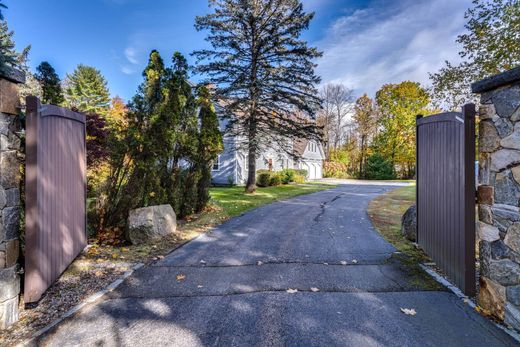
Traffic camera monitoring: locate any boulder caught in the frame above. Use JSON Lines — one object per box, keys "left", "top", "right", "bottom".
{"left": 401, "top": 204, "right": 416, "bottom": 242}
{"left": 127, "top": 205, "right": 177, "bottom": 245}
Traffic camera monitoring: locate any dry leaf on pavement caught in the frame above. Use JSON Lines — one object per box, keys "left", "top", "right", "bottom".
{"left": 176, "top": 274, "right": 186, "bottom": 281}
{"left": 286, "top": 288, "right": 298, "bottom": 293}
{"left": 400, "top": 308, "right": 417, "bottom": 316}
{"left": 310, "top": 287, "right": 320, "bottom": 292}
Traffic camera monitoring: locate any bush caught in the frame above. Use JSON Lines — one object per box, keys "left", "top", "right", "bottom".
{"left": 365, "top": 153, "right": 395, "bottom": 180}
{"left": 270, "top": 172, "right": 282, "bottom": 186}
{"left": 280, "top": 168, "right": 296, "bottom": 184}
{"left": 293, "top": 174, "right": 305, "bottom": 184}
{"left": 294, "top": 169, "right": 308, "bottom": 178}
{"left": 324, "top": 161, "right": 349, "bottom": 178}
{"left": 257, "top": 172, "right": 272, "bottom": 187}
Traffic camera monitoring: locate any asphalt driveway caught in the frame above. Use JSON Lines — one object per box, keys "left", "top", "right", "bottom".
{"left": 38, "top": 183, "right": 517, "bottom": 346}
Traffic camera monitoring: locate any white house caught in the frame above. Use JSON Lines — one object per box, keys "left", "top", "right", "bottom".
{"left": 211, "top": 106, "right": 325, "bottom": 185}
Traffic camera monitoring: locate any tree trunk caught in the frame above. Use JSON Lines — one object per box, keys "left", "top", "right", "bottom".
{"left": 246, "top": 144, "right": 256, "bottom": 193}
{"left": 359, "top": 136, "right": 365, "bottom": 179}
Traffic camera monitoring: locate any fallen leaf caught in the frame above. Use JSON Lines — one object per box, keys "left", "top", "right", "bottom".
{"left": 257, "top": 261, "right": 263, "bottom": 266}
{"left": 176, "top": 274, "right": 186, "bottom": 281}
{"left": 286, "top": 288, "right": 298, "bottom": 294}
{"left": 340, "top": 261, "right": 347, "bottom": 265}
{"left": 197, "top": 285, "right": 203, "bottom": 288}
{"left": 323, "top": 262, "right": 329, "bottom": 265}
{"left": 200, "top": 260, "right": 206, "bottom": 264}
{"left": 310, "top": 287, "right": 320, "bottom": 292}
{"left": 400, "top": 308, "right": 417, "bottom": 316}
{"left": 157, "top": 255, "right": 165, "bottom": 259}
{"left": 111, "top": 253, "right": 119, "bottom": 259}
{"left": 121, "top": 247, "right": 129, "bottom": 252}
{"left": 352, "top": 259, "right": 358, "bottom": 264}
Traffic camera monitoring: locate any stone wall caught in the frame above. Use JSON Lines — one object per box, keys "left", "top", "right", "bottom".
{"left": 0, "top": 69, "right": 24, "bottom": 329}
{"left": 472, "top": 67, "right": 520, "bottom": 330}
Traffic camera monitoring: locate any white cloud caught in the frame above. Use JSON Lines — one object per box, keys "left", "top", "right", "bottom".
{"left": 314, "top": 0, "right": 472, "bottom": 97}
{"left": 124, "top": 47, "right": 139, "bottom": 65}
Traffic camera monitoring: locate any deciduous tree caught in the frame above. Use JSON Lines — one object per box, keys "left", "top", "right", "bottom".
{"left": 430, "top": 0, "right": 520, "bottom": 110}
{"left": 375, "top": 81, "right": 430, "bottom": 178}
{"left": 317, "top": 83, "right": 355, "bottom": 157}
{"left": 194, "top": 0, "right": 322, "bottom": 192}
{"left": 353, "top": 94, "right": 378, "bottom": 178}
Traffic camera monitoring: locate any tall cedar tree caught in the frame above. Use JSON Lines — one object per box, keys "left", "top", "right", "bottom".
{"left": 353, "top": 94, "right": 378, "bottom": 178}
{"left": 64, "top": 64, "right": 110, "bottom": 115}
{"left": 196, "top": 86, "right": 223, "bottom": 211}
{"left": 194, "top": 0, "right": 322, "bottom": 192}
{"left": 430, "top": 0, "right": 520, "bottom": 110}
{"left": 375, "top": 81, "right": 430, "bottom": 178}
{"left": 0, "top": 20, "right": 17, "bottom": 74}
{"left": 35, "top": 61, "right": 64, "bottom": 105}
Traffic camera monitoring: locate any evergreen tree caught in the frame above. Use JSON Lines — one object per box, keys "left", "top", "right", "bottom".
{"left": 0, "top": 20, "right": 18, "bottom": 74}
{"left": 0, "top": 1, "right": 6, "bottom": 20}
{"left": 196, "top": 86, "right": 223, "bottom": 212}
{"left": 35, "top": 61, "right": 64, "bottom": 105}
{"left": 194, "top": 0, "right": 322, "bottom": 192}
{"left": 64, "top": 64, "right": 110, "bottom": 114}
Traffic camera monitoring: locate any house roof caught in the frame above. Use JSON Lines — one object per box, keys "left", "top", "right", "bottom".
{"left": 293, "top": 138, "right": 309, "bottom": 156}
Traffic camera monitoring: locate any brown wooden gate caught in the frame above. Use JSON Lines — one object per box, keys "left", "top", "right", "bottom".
{"left": 25, "top": 96, "right": 87, "bottom": 303}
{"left": 416, "top": 104, "right": 476, "bottom": 296}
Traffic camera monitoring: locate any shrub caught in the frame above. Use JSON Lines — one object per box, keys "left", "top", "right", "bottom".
{"left": 280, "top": 168, "right": 296, "bottom": 184}
{"left": 293, "top": 174, "right": 305, "bottom": 184}
{"left": 294, "top": 169, "right": 308, "bottom": 178}
{"left": 270, "top": 172, "right": 282, "bottom": 186}
{"left": 257, "top": 172, "right": 272, "bottom": 187}
{"left": 365, "top": 153, "right": 395, "bottom": 180}
{"left": 324, "top": 161, "right": 349, "bottom": 178}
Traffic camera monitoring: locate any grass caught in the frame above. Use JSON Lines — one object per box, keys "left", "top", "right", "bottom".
{"left": 367, "top": 185, "right": 443, "bottom": 290}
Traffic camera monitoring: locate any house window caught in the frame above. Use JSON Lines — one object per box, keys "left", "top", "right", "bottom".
{"left": 213, "top": 155, "right": 221, "bottom": 171}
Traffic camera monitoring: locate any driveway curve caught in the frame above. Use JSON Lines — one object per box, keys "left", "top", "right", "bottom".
{"left": 38, "top": 183, "right": 516, "bottom": 347}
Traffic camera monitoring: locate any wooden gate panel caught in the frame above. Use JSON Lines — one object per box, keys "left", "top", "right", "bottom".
{"left": 416, "top": 104, "right": 476, "bottom": 296}
{"left": 25, "top": 97, "right": 86, "bottom": 303}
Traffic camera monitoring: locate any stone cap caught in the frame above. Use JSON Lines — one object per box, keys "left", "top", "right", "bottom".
{"left": 0, "top": 67, "right": 25, "bottom": 85}
{"left": 471, "top": 66, "right": 520, "bottom": 94}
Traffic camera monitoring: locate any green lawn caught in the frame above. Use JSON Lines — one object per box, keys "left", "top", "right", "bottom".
{"left": 367, "top": 184, "right": 443, "bottom": 290}
{"left": 209, "top": 183, "right": 336, "bottom": 218}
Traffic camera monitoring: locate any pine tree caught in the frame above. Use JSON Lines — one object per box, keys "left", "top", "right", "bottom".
{"left": 64, "top": 64, "right": 110, "bottom": 114}
{"left": 35, "top": 61, "right": 64, "bottom": 105}
{"left": 0, "top": 20, "right": 18, "bottom": 75}
{"left": 194, "top": 0, "right": 322, "bottom": 192}
{"left": 196, "top": 86, "right": 223, "bottom": 212}
{"left": 0, "top": 1, "right": 6, "bottom": 21}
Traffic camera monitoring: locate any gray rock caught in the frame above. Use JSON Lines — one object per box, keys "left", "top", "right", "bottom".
{"left": 0, "top": 186, "right": 6, "bottom": 210}
{"left": 0, "top": 295, "right": 18, "bottom": 329}
{"left": 493, "top": 85, "right": 520, "bottom": 118}
{"left": 479, "top": 153, "right": 492, "bottom": 185}
{"left": 491, "top": 149, "right": 520, "bottom": 172}
{"left": 0, "top": 265, "right": 20, "bottom": 302}
{"left": 501, "top": 123, "right": 520, "bottom": 150}
{"left": 477, "top": 221, "right": 500, "bottom": 242}
{"left": 494, "top": 170, "right": 520, "bottom": 206}
{"left": 400, "top": 204, "right": 416, "bottom": 242}
{"left": 479, "top": 204, "right": 493, "bottom": 224}
{"left": 507, "top": 285, "right": 520, "bottom": 306}
{"left": 479, "top": 103, "right": 496, "bottom": 120}
{"left": 491, "top": 240, "right": 510, "bottom": 260}
{"left": 0, "top": 116, "right": 10, "bottom": 136}
{"left": 505, "top": 223, "right": 520, "bottom": 254}
{"left": 504, "top": 303, "right": 520, "bottom": 331}
{"left": 496, "top": 118, "right": 514, "bottom": 138}
{"left": 489, "top": 259, "right": 520, "bottom": 286}
{"left": 5, "top": 188, "right": 19, "bottom": 207}
{"left": 0, "top": 150, "right": 19, "bottom": 189}
{"left": 480, "top": 241, "right": 491, "bottom": 277}
{"left": 127, "top": 205, "right": 177, "bottom": 245}
{"left": 512, "top": 106, "right": 520, "bottom": 122}
{"left": 2, "top": 206, "right": 19, "bottom": 240}
{"left": 479, "top": 121, "right": 500, "bottom": 152}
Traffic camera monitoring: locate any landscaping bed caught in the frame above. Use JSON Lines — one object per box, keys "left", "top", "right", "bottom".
{"left": 0, "top": 182, "right": 334, "bottom": 346}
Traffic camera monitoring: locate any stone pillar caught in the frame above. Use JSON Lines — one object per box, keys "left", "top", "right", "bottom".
{"left": 472, "top": 67, "right": 520, "bottom": 330}
{"left": 0, "top": 68, "right": 24, "bottom": 329}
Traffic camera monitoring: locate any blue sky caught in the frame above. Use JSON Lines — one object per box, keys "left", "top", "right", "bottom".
{"left": 4, "top": 0, "right": 472, "bottom": 101}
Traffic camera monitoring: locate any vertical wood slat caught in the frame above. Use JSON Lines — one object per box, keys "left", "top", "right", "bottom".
{"left": 24, "top": 96, "right": 87, "bottom": 303}
{"left": 416, "top": 105, "right": 476, "bottom": 296}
